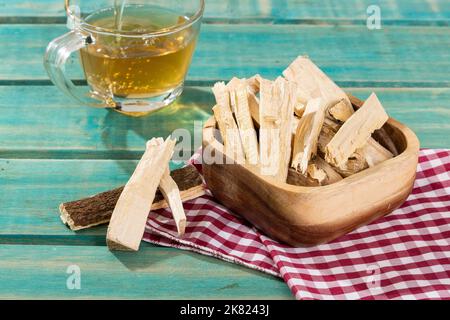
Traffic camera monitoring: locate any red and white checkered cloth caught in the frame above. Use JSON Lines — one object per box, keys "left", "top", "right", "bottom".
{"left": 143, "top": 149, "right": 450, "bottom": 300}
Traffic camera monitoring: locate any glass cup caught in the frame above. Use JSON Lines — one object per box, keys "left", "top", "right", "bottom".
{"left": 44, "top": 0, "right": 204, "bottom": 116}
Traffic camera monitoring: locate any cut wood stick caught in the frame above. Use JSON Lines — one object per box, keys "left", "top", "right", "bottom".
{"left": 259, "top": 77, "right": 296, "bottom": 181}
{"left": 226, "top": 77, "right": 260, "bottom": 126}
{"left": 230, "top": 85, "right": 259, "bottom": 165}
{"left": 325, "top": 93, "right": 389, "bottom": 167}
{"left": 106, "top": 137, "right": 176, "bottom": 251}
{"left": 283, "top": 56, "right": 353, "bottom": 121}
{"left": 159, "top": 168, "right": 187, "bottom": 236}
{"left": 212, "top": 82, "right": 245, "bottom": 163}
{"left": 59, "top": 166, "right": 204, "bottom": 231}
{"left": 349, "top": 91, "right": 399, "bottom": 156}
{"left": 291, "top": 98, "right": 328, "bottom": 174}
{"left": 148, "top": 138, "right": 187, "bottom": 237}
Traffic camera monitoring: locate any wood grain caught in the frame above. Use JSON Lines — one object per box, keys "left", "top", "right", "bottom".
{"left": 1, "top": 25, "right": 449, "bottom": 85}
{"left": 1, "top": 0, "right": 449, "bottom": 23}
{"left": 0, "top": 244, "right": 292, "bottom": 299}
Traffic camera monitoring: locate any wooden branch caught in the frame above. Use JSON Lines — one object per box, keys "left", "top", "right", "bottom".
{"left": 59, "top": 166, "right": 204, "bottom": 231}
{"left": 291, "top": 98, "right": 327, "bottom": 174}
{"left": 212, "top": 82, "right": 245, "bottom": 163}
{"left": 259, "top": 77, "right": 296, "bottom": 181}
{"left": 106, "top": 137, "right": 176, "bottom": 251}
{"left": 229, "top": 85, "right": 259, "bottom": 165}
{"left": 283, "top": 56, "right": 353, "bottom": 121}
{"left": 325, "top": 93, "right": 389, "bottom": 167}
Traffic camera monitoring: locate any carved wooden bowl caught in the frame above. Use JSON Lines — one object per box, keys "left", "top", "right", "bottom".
{"left": 202, "top": 96, "right": 420, "bottom": 246}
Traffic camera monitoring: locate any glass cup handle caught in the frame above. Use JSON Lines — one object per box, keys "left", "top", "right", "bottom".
{"left": 44, "top": 31, "right": 155, "bottom": 114}
{"left": 43, "top": 31, "right": 112, "bottom": 108}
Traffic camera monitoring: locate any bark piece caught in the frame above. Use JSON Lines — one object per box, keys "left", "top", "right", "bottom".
{"left": 325, "top": 93, "right": 389, "bottom": 167}
{"left": 291, "top": 98, "right": 328, "bottom": 174}
{"left": 259, "top": 77, "right": 296, "bottom": 181}
{"left": 106, "top": 137, "right": 176, "bottom": 251}
{"left": 212, "top": 82, "right": 245, "bottom": 163}
{"left": 59, "top": 166, "right": 204, "bottom": 231}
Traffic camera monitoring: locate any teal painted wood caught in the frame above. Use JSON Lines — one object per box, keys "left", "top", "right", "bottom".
{"left": 0, "top": 244, "right": 292, "bottom": 299}
{"left": 0, "top": 87, "right": 447, "bottom": 162}
{"left": 0, "top": 24, "right": 449, "bottom": 85}
{"left": 0, "top": 0, "right": 448, "bottom": 22}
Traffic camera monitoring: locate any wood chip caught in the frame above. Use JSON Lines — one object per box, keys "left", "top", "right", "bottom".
{"left": 106, "top": 137, "right": 176, "bottom": 251}
{"left": 328, "top": 99, "right": 353, "bottom": 122}
{"left": 212, "top": 82, "right": 245, "bottom": 163}
{"left": 287, "top": 156, "right": 342, "bottom": 187}
{"left": 291, "top": 98, "right": 328, "bottom": 174}
{"left": 325, "top": 93, "right": 389, "bottom": 167}
{"left": 59, "top": 166, "right": 204, "bottom": 231}
{"left": 360, "top": 137, "right": 394, "bottom": 167}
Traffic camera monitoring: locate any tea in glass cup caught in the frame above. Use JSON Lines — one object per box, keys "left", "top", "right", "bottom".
{"left": 44, "top": 0, "right": 204, "bottom": 116}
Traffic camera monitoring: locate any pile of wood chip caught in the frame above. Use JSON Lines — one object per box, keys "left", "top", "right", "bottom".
{"left": 212, "top": 56, "right": 398, "bottom": 186}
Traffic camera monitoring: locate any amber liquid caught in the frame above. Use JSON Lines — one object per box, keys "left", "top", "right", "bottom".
{"left": 80, "top": 5, "right": 197, "bottom": 99}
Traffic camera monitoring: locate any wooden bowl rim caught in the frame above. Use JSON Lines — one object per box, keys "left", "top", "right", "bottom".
{"left": 203, "top": 112, "right": 420, "bottom": 194}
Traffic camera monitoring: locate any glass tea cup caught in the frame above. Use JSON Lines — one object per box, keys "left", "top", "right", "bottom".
{"left": 44, "top": 0, "right": 204, "bottom": 116}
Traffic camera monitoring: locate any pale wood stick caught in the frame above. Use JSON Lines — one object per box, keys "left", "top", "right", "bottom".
{"left": 159, "top": 168, "right": 187, "bottom": 236}
{"left": 283, "top": 56, "right": 353, "bottom": 121}
{"left": 106, "top": 137, "right": 176, "bottom": 251}
{"left": 283, "top": 57, "right": 392, "bottom": 165}
{"left": 291, "top": 98, "right": 328, "bottom": 174}
{"left": 230, "top": 85, "right": 259, "bottom": 165}
{"left": 226, "top": 77, "right": 260, "bottom": 126}
{"left": 325, "top": 93, "right": 389, "bottom": 167}
{"left": 59, "top": 166, "right": 204, "bottom": 231}
{"left": 259, "top": 78, "right": 296, "bottom": 181}
{"left": 148, "top": 139, "right": 187, "bottom": 237}
{"left": 212, "top": 82, "right": 245, "bottom": 163}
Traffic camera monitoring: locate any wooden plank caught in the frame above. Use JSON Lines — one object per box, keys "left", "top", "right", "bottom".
{"left": 1, "top": 0, "right": 448, "bottom": 22}
{"left": 0, "top": 244, "right": 292, "bottom": 299}
{"left": 0, "top": 25, "right": 449, "bottom": 85}
{"left": 0, "top": 86, "right": 447, "bottom": 159}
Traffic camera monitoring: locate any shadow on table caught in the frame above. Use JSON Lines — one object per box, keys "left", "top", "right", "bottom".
{"left": 99, "top": 87, "right": 214, "bottom": 176}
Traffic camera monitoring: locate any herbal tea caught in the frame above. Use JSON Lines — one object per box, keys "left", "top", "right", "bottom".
{"left": 80, "top": 5, "right": 197, "bottom": 98}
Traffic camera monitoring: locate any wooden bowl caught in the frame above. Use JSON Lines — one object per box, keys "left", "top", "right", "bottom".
{"left": 202, "top": 97, "right": 420, "bottom": 246}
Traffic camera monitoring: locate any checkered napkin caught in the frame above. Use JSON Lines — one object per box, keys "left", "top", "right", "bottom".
{"left": 143, "top": 149, "right": 450, "bottom": 300}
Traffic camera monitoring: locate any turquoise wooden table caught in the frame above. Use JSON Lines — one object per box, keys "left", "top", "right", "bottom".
{"left": 0, "top": 0, "right": 449, "bottom": 299}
